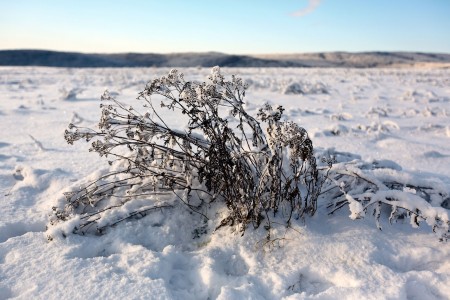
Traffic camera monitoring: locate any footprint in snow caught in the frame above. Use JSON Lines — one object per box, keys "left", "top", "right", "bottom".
{"left": 0, "top": 286, "right": 12, "bottom": 299}
{"left": 0, "top": 220, "right": 46, "bottom": 243}
{"left": 423, "top": 151, "right": 449, "bottom": 158}
{"left": 405, "top": 274, "right": 446, "bottom": 299}
{"left": 208, "top": 248, "right": 249, "bottom": 277}
{"left": 287, "top": 273, "right": 334, "bottom": 296}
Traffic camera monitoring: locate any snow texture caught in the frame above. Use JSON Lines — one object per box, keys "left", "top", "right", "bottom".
{"left": 0, "top": 66, "right": 449, "bottom": 299}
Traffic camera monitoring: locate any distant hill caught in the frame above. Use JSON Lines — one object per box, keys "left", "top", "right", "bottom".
{"left": 0, "top": 49, "right": 449, "bottom": 68}
{"left": 254, "top": 52, "right": 450, "bottom": 68}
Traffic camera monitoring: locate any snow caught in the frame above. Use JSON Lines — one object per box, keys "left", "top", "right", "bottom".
{"left": 1, "top": 66, "right": 450, "bottom": 299}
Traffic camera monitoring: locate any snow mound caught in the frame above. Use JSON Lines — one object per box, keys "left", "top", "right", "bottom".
{"left": 282, "top": 81, "right": 329, "bottom": 95}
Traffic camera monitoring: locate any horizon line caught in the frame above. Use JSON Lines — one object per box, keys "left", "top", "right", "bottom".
{"left": 1, "top": 48, "right": 450, "bottom": 56}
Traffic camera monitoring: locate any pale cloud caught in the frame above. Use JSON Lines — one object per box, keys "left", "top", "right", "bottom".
{"left": 292, "top": 0, "right": 321, "bottom": 17}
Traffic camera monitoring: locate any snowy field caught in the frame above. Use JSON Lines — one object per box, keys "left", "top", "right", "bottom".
{"left": 0, "top": 66, "right": 449, "bottom": 299}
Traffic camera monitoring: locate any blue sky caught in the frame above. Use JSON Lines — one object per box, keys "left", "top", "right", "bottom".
{"left": 1, "top": 0, "right": 449, "bottom": 54}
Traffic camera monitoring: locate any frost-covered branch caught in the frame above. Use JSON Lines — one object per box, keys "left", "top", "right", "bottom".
{"left": 323, "top": 158, "right": 450, "bottom": 240}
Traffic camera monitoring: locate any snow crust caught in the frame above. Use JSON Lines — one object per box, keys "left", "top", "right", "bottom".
{"left": 0, "top": 66, "right": 449, "bottom": 299}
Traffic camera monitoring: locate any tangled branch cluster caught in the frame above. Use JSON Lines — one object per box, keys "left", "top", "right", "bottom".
{"left": 48, "top": 67, "right": 449, "bottom": 240}
{"left": 53, "top": 67, "right": 322, "bottom": 235}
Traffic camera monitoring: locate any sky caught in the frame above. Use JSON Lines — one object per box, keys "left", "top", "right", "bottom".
{"left": 0, "top": 0, "right": 449, "bottom": 54}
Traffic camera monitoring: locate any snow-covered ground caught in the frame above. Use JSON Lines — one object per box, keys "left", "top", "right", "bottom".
{"left": 0, "top": 67, "right": 449, "bottom": 299}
